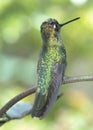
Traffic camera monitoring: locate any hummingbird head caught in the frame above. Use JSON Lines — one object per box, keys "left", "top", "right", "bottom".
{"left": 41, "top": 17, "right": 80, "bottom": 42}
{"left": 41, "top": 18, "right": 60, "bottom": 41}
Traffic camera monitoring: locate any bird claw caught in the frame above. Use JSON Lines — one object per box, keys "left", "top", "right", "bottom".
{"left": 57, "top": 93, "right": 63, "bottom": 100}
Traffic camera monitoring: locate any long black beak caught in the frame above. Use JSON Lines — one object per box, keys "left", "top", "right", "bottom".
{"left": 60, "top": 17, "right": 80, "bottom": 27}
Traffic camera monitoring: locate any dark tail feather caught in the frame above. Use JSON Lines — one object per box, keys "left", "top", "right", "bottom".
{"left": 31, "top": 92, "right": 47, "bottom": 118}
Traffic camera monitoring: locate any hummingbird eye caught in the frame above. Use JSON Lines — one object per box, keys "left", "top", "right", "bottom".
{"left": 52, "top": 23, "right": 60, "bottom": 31}
{"left": 50, "top": 22, "right": 58, "bottom": 30}
{"left": 53, "top": 24, "right": 56, "bottom": 29}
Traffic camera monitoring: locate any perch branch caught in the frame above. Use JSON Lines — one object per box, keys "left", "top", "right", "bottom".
{"left": 63, "top": 75, "right": 93, "bottom": 84}
{"left": 0, "top": 75, "right": 93, "bottom": 117}
{"left": 0, "top": 87, "right": 36, "bottom": 117}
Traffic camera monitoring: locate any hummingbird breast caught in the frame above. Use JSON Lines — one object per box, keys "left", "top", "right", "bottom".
{"left": 37, "top": 46, "right": 62, "bottom": 94}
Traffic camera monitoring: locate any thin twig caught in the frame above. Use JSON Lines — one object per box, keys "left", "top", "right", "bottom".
{"left": 63, "top": 75, "right": 93, "bottom": 84}
{"left": 0, "top": 75, "right": 93, "bottom": 117}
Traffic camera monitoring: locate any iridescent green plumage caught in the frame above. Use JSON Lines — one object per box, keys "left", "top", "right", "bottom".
{"left": 31, "top": 17, "right": 80, "bottom": 119}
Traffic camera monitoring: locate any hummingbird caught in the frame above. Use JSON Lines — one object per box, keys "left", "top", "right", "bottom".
{"left": 31, "top": 17, "right": 80, "bottom": 119}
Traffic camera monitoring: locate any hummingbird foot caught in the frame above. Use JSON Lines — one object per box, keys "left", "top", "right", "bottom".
{"left": 57, "top": 93, "right": 63, "bottom": 100}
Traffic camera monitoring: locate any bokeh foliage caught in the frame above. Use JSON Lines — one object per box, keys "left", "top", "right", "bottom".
{"left": 0, "top": 0, "right": 93, "bottom": 130}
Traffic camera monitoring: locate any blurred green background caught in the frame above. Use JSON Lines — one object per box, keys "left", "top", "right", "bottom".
{"left": 0, "top": 0, "right": 93, "bottom": 130}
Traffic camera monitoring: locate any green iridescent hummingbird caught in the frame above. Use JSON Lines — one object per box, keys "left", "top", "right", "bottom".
{"left": 31, "top": 17, "right": 80, "bottom": 119}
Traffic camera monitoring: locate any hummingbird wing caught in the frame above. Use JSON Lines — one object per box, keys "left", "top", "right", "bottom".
{"left": 40, "top": 61, "right": 66, "bottom": 119}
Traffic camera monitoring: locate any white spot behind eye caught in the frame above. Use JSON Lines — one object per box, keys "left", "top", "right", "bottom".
{"left": 53, "top": 24, "right": 56, "bottom": 29}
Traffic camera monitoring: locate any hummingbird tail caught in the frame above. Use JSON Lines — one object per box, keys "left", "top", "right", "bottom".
{"left": 31, "top": 92, "right": 47, "bottom": 118}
